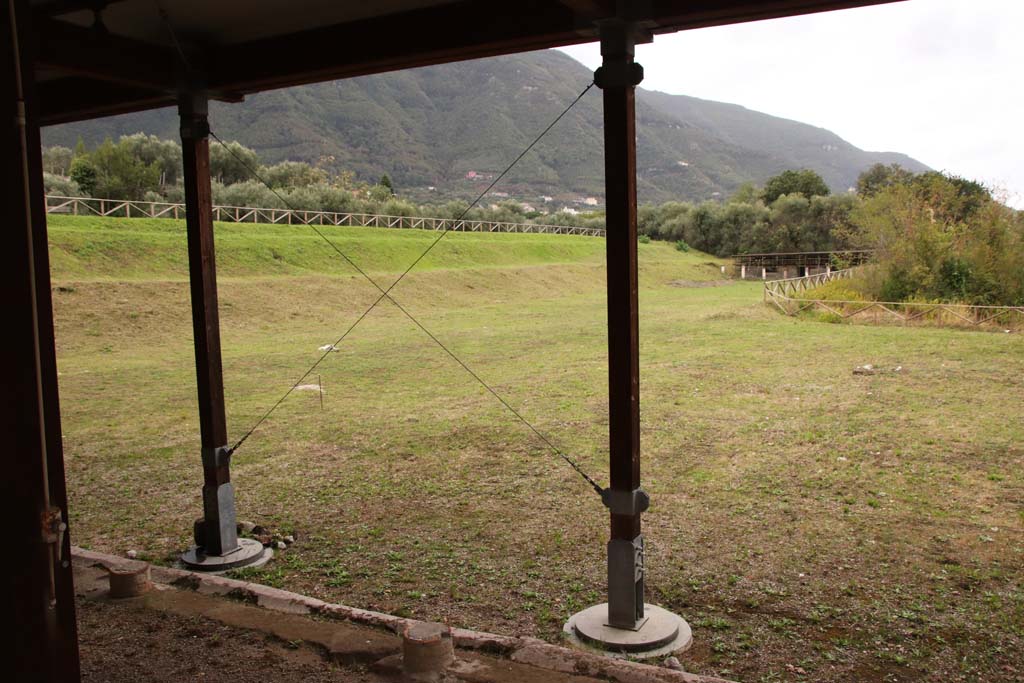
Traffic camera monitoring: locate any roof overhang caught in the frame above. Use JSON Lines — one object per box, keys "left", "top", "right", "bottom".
{"left": 27, "top": 0, "right": 903, "bottom": 125}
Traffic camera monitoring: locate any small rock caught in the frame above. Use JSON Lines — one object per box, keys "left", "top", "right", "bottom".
{"left": 837, "top": 456, "right": 848, "bottom": 462}
{"left": 126, "top": 550, "right": 138, "bottom": 560}
{"left": 283, "top": 535, "right": 295, "bottom": 545}
{"left": 663, "top": 656, "right": 683, "bottom": 671}
{"left": 238, "top": 520, "right": 257, "bottom": 534}
{"left": 251, "top": 525, "right": 267, "bottom": 536}
{"left": 276, "top": 541, "right": 287, "bottom": 550}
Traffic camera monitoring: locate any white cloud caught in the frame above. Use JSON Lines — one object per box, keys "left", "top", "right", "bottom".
{"left": 559, "top": 0, "right": 1024, "bottom": 207}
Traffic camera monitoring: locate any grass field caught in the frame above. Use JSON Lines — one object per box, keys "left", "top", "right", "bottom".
{"left": 49, "top": 215, "right": 1023, "bottom": 682}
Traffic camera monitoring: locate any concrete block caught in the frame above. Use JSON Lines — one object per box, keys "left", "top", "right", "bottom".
{"left": 403, "top": 621, "right": 454, "bottom": 680}
{"left": 105, "top": 559, "right": 152, "bottom": 598}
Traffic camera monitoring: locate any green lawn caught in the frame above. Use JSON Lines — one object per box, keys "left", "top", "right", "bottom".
{"left": 49, "top": 215, "right": 1023, "bottom": 682}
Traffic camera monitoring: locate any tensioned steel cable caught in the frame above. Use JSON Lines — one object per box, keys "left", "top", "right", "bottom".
{"left": 153, "top": 0, "right": 605, "bottom": 495}
{"left": 215, "top": 84, "right": 603, "bottom": 495}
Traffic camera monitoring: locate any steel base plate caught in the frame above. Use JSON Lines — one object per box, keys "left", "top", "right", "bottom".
{"left": 180, "top": 538, "right": 270, "bottom": 573}
{"left": 563, "top": 603, "right": 692, "bottom": 659}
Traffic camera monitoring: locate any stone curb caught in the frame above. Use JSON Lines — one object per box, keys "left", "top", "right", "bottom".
{"left": 71, "top": 547, "right": 734, "bottom": 683}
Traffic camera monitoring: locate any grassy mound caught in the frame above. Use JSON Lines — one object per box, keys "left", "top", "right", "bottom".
{"left": 46, "top": 215, "right": 723, "bottom": 282}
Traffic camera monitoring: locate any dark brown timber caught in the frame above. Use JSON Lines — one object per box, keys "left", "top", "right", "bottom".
{"left": 4, "top": 0, "right": 81, "bottom": 679}
{"left": 180, "top": 92, "right": 237, "bottom": 555}
{"left": 601, "top": 25, "right": 641, "bottom": 546}
{"left": 599, "top": 19, "right": 645, "bottom": 629}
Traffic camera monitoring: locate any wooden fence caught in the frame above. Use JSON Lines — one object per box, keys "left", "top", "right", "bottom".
{"left": 764, "top": 269, "right": 1024, "bottom": 332}
{"left": 44, "top": 195, "right": 606, "bottom": 237}
{"left": 734, "top": 250, "right": 873, "bottom": 269}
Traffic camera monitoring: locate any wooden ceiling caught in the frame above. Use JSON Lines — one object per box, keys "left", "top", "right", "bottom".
{"left": 27, "top": 0, "right": 902, "bottom": 125}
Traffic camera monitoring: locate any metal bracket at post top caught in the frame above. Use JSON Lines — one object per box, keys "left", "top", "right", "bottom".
{"left": 594, "top": 61, "right": 644, "bottom": 89}
{"left": 178, "top": 90, "right": 210, "bottom": 140}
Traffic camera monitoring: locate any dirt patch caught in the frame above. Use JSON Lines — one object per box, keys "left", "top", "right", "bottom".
{"left": 77, "top": 596, "right": 382, "bottom": 682}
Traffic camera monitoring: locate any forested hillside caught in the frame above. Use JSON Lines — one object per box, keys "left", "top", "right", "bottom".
{"left": 45, "top": 50, "right": 927, "bottom": 204}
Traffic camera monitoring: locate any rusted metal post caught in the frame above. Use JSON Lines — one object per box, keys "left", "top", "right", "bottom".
{"left": 179, "top": 93, "right": 238, "bottom": 557}
{"left": 597, "top": 19, "right": 647, "bottom": 631}
{"left": 4, "top": 0, "right": 82, "bottom": 678}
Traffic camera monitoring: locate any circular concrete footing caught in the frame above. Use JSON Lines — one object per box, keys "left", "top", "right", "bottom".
{"left": 180, "top": 538, "right": 271, "bottom": 573}
{"left": 563, "top": 603, "right": 692, "bottom": 659}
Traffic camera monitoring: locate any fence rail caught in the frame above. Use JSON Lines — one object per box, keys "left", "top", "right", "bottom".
{"left": 735, "top": 250, "right": 873, "bottom": 269}
{"left": 44, "top": 195, "right": 606, "bottom": 237}
{"left": 764, "top": 269, "right": 1023, "bottom": 332}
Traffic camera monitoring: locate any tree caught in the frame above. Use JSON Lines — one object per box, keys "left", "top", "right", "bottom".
{"left": 209, "top": 140, "right": 260, "bottom": 185}
{"left": 118, "top": 133, "right": 182, "bottom": 186}
{"left": 849, "top": 172, "right": 1022, "bottom": 305}
{"left": 911, "top": 171, "right": 991, "bottom": 224}
{"left": 42, "top": 146, "right": 73, "bottom": 176}
{"left": 728, "top": 182, "right": 761, "bottom": 205}
{"left": 89, "top": 138, "right": 161, "bottom": 200}
{"left": 260, "top": 160, "right": 326, "bottom": 189}
{"left": 761, "top": 169, "right": 830, "bottom": 204}
{"left": 856, "top": 163, "right": 913, "bottom": 197}
{"left": 69, "top": 156, "right": 97, "bottom": 196}
{"left": 378, "top": 173, "right": 395, "bottom": 196}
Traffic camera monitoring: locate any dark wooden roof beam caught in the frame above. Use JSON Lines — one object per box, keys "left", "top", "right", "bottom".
{"left": 35, "top": 77, "right": 175, "bottom": 125}
{"left": 207, "top": 0, "right": 596, "bottom": 94}
{"left": 33, "top": 16, "right": 182, "bottom": 92}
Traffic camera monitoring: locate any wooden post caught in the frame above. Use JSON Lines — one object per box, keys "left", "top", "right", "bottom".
{"left": 597, "top": 19, "right": 647, "bottom": 630}
{"left": 4, "top": 1, "right": 82, "bottom": 679}
{"left": 179, "top": 93, "right": 238, "bottom": 557}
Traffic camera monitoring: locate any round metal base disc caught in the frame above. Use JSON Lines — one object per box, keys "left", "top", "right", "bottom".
{"left": 563, "top": 603, "right": 692, "bottom": 659}
{"left": 180, "top": 538, "right": 271, "bottom": 573}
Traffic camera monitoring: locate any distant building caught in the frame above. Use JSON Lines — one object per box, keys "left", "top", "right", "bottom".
{"left": 583, "top": 197, "right": 599, "bottom": 206}
{"left": 465, "top": 171, "right": 478, "bottom": 179}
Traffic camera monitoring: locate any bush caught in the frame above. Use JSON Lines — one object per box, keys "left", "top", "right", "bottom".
{"left": 638, "top": 234, "right": 651, "bottom": 244}
{"left": 42, "top": 172, "right": 82, "bottom": 197}
{"left": 69, "top": 157, "right": 97, "bottom": 196}
{"left": 675, "top": 240, "right": 690, "bottom": 252}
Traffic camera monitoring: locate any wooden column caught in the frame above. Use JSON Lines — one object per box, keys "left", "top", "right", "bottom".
{"left": 4, "top": 0, "right": 81, "bottom": 679}
{"left": 180, "top": 93, "right": 238, "bottom": 556}
{"left": 597, "top": 20, "right": 648, "bottom": 630}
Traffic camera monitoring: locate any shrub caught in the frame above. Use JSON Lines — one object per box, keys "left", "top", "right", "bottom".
{"left": 675, "top": 240, "right": 690, "bottom": 252}
{"left": 638, "top": 234, "right": 651, "bottom": 244}
{"left": 43, "top": 172, "right": 82, "bottom": 197}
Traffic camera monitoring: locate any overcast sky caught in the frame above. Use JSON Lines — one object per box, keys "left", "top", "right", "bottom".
{"left": 559, "top": 0, "right": 1024, "bottom": 207}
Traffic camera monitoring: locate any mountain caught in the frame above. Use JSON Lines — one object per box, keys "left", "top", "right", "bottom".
{"left": 43, "top": 50, "right": 927, "bottom": 204}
